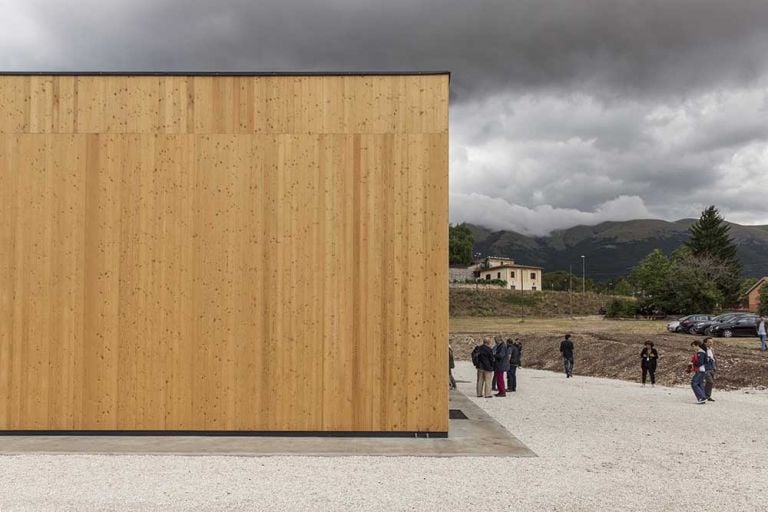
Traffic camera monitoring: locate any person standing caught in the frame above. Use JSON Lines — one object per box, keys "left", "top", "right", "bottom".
{"left": 506, "top": 338, "right": 521, "bottom": 392}
{"left": 493, "top": 337, "right": 510, "bottom": 397}
{"left": 701, "top": 338, "right": 717, "bottom": 402}
{"left": 640, "top": 341, "right": 658, "bottom": 387}
{"left": 560, "top": 334, "right": 574, "bottom": 378}
{"left": 448, "top": 345, "right": 456, "bottom": 390}
{"left": 474, "top": 338, "right": 495, "bottom": 398}
{"left": 688, "top": 340, "right": 708, "bottom": 404}
{"left": 491, "top": 336, "right": 500, "bottom": 391}
{"left": 758, "top": 316, "right": 767, "bottom": 352}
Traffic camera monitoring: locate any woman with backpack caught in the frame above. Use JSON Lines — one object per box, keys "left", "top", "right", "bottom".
{"left": 640, "top": 341, "right": 658, "bottom": 387}
{"left": 688, "top": 340, "right": 708, "bottom": 404}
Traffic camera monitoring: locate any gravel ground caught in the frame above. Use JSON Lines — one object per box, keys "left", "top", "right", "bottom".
{"left": 2, "top": 362, "right": 767, "bottom": 511}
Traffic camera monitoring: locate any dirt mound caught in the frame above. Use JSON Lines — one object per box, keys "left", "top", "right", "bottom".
{"left": 450, "top": 331, "right": 768, "bottom": 390}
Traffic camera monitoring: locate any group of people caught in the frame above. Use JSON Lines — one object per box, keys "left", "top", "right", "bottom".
{"left": 560, "top": 335, "right": 659, "bottom": 386}
{"left": 456, "top": 331, "right": 723, "bottom": 406}
{"left": 470, "top": 337, "right": 522, "bottom": 398}
{"left": 688, "top": 337, "right": 718, "bottom": 404}
{"left": 560, "top": 333, "right": 720, "bottom": 404}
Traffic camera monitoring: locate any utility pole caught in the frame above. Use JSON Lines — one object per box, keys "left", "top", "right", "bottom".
{"left": 581, "top": 255, "right": 586, "bottom": 295}
{"left": 569, "top": 264, "right": 573, "bottom": 317}
{"left": 520, "top": 269, "right": 524, "bottom": 321}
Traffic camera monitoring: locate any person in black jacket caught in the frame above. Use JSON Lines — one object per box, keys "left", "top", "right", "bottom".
{"left": 640, "top": 341, "right": 658, "bottom": 387}
{"left": 493, "top": 338, "right": 510, "bottom": 397}
{"left": 473, "top": 338, "right": 496, "bottom": 398}
{"left": 506, "top": 338, "right": 521, "bottom": 392}
{"left": 560, "top": 334, "right": 574, "bottom": 378}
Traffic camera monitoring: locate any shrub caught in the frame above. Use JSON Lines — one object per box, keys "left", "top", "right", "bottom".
{"left": 605, "top": 298, "right": 637, "bottom": 318}
{"left": 475, "top": 279, "right": 507, "bottom": 287}
{"left": 501, "top": 292, "right": 538, "bottom": 307}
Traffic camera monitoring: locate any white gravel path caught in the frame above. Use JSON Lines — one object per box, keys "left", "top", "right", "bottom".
{"left": 2, "top": 361, "right": 767, "bottom": 511}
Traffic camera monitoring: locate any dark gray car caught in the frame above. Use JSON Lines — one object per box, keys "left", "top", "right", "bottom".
{"left": 711, "top": 315, "right": 759, "bottom": 337}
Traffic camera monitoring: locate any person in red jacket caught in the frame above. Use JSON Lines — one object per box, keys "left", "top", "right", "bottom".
{"left": 688, "top": 340, "right": 708, "bottom": 404}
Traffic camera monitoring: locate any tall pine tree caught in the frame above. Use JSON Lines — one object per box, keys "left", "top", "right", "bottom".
{"left": 684, "top": 206, "right": 742, "bottom": 304}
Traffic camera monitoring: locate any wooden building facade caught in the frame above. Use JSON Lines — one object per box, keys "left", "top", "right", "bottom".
{"left": 0, "top": 72, "right": 449, "bottom": 434}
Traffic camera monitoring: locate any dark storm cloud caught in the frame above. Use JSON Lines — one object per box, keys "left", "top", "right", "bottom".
{"left": 5, "top": 0, "right": 768, "bottom": 99}
{"left": 3, "top": 0, "right": 768, "bottom": 233}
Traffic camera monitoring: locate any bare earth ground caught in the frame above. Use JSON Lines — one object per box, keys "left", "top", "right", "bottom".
{"left": 1, "top": 363, "right": 767, "bottom": 511}
{"left": 451, "top": 316, "right": 768, "bottom": 389}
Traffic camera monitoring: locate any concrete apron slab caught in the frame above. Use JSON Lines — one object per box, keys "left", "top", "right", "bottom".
{"left": 0, "top": 391, "right": 534, "bottom": 457}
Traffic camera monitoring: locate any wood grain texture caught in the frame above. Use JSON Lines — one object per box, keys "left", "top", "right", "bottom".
{"left": 0, "top": 74, "right": 449, "bottom": 432}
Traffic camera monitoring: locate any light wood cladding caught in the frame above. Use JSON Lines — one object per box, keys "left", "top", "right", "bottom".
{"left": 0, "top": 75, "right": 448, "bottom": 135}
{"left": 0, "top": 74, "right": 449, "bottom": 432}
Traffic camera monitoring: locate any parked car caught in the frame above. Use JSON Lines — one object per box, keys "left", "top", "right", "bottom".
{"left": 676, "top": 314, "right": 715, "bottom": 334}
{"left": 667, "top": 319, "right": 680, "bottom": 332}
{"left": 711, "top": 315, "right": 759, "bottom": 337}
{"left": 691, "top": 312, "right": 751, "bottom": 335}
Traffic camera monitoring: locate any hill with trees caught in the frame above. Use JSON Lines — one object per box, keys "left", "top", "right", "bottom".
{"left": 467, "top": 218, "right": 768, "bottom": 281}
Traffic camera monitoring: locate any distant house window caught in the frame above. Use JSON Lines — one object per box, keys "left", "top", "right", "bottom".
{"left": 510, "top": 285, "right": 516, "bottom": 290}
{"left": 486, "top": 274, "right": 491, "bottom": 280}
{"left": 511, "top": 271, "right": 515, "bottom": 278}
{"left": 532, "top": 285, "right": 537, "bottom": 291}
{"left": 497, "top": 272, "right": 501, "bottom": 279}
{"left": 530, "top": 272, "right": 536, "bottom": 279}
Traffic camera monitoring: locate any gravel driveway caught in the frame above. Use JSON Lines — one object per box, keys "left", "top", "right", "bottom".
{"left": 2, "top": 361, "right": 767, "bottom": 511}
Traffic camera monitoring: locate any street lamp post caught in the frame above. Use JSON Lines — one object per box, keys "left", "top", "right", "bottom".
{"left": 581, "top": 255, "right": 586, "bottom": 295}
{"left": 569, "top": 264, "right": 573, "bottom": 316}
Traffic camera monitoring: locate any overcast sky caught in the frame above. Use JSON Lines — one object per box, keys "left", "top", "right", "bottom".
{"left": 3, "top": 0, "right": 767, "bottom": 235}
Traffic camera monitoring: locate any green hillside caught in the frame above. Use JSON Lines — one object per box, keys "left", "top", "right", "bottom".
{"left": 468, "top": 219, "right": 768, "bottom": 281}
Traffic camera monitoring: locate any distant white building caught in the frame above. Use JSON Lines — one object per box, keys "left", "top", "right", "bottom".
{"left": 474, "top": 256, "right": 543, "bottom": 291}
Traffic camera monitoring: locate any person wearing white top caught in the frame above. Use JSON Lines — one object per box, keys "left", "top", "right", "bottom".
{"left": 702, "top": 338, "right": 718, "bottom": 402}
{"left": 758, "top": 317, "right": 767, "bottom": 352}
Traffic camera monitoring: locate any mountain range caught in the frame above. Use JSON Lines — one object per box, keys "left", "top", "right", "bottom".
{"left": 467, "top": 219, "right": 768, "bottom": 282}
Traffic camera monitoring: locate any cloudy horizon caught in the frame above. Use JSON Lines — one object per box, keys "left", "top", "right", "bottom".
{"left": 3, "top": 0, "right": 767, "bottom": 235}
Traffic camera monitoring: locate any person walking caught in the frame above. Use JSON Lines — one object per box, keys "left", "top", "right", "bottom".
{"left": 560, "top": 334, "right": 574, "bottom": 378}
{"left": 506, "top": 338, "right": 521, "bottom": 392}
{"left": 688, "top": 340, "right": 708, "bottom": 404}
{"left": 640, "top": 341, "right": 658, "bottom": 387}
{"left": 493, "top": 337, "right": 510, "bottom": 397}
{"left": 758, "top": 316, "right": 767, "bottom": 352}
{"left": 701, "top": 338, "right": 717, "bottom": 402}
{"left": 473, "top": 338, "right": 495, "bottom": 398}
